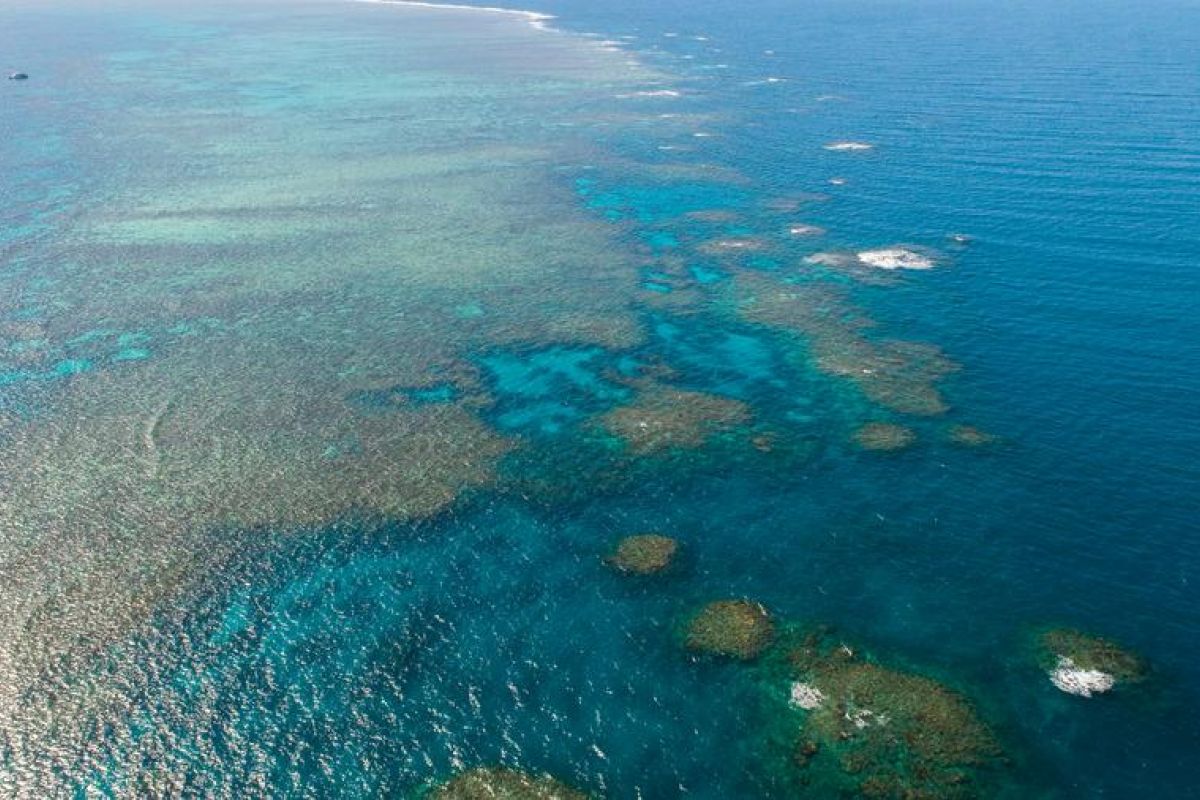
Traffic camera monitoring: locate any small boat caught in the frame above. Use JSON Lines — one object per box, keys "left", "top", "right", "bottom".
{"left": 9, "top": 72, "right": 29, "bottom": 81}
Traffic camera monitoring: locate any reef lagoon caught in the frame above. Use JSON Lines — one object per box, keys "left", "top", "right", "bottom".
{"left": 1, "top": 0, "right": 1199, "bottom": 796}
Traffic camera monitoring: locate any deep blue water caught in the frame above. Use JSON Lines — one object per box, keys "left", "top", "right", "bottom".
{"left": 1, "top": 0, "right": 1199, "bottom": 797}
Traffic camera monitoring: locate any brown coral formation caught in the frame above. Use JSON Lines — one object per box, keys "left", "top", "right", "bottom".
{"left": 853, "top": 422, "right": 917, "bottom": 452}
{"left": 599, "top": 388, "right": 751, "bottom": 454}
{"left": 685, "top": 600, "right": 776, "bottom": 660}
{"left": 734, "top": 274, "right": 957, "bottom": 416}
{"left": 430, "top": 768, "right": 589, "bottom": 800}
{"left": 1037, "top": 628, "right": 1147, "bottom": 685}
{"left": 947, "top": 424, "right": 998, "bottom": 447}
{"left": 775, "top": 630, "right": 1002, "bottom": 799}
{"left": 607, "top": 534, "right": 679, "bottom": 575}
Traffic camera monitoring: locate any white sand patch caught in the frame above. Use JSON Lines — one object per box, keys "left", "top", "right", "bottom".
{"left": 1050, "top": 657, "right": 1115, "bottom": 698}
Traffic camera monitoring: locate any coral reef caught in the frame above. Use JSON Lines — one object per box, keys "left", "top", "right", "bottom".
{"left": 947, "top": 424, "right": 997, "bottom": 447}
{"left": 734, "top": 275, "right": 956, "bottom": 416}
{"left": 698, "top": 236, "right": 772, "bottom": 255}
{"left": 854, "top": 422, "right": 916, "bottom": 452}
{"left": 765, "top": 628, "right": 1002, "bottom": 799}
{"left": 685, "top": 600, "right": 776, "bottom": 660}
{"left": 598, "top": 387, "right": 751, "bottom": 455}
{"left": 1037, "top": 628, "right": 1146, "bottom": 697}
{"left": 816, "top": 339, "right": 956, "bottom": 416}
{"left": 429, "top": 768, "right": 589, "bottom": 800}
{"left": 607, "top": 533, "right": 679, "bottom": 575}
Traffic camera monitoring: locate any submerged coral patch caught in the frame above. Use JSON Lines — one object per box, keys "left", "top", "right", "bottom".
{"left": 698, "top": 236, "right": 772, "bottom": 255}
{"left": 649, "top": 317, "right": 784, "bottom": 398}
{"left": 482, "top": 346, "right": 631, "bottom": 435}
{"left": 482, "top": 347, "right": 627, "bottom": 402}
{"left": 735, "top": 274, "right": 956, "bottom": 416}
{"left": 853, "top": 422, "right": 916, "bottom": 451}
{"left": 578, "top": 179, "right": 747, "bottom": 225}
{"left": 347, "top": 381, "right": 459, "bottom": 411}
{"left": 607, "top": 533, "right": 678, "bottom": 575}
{"left": 429, "top": 767, "right": 590, "bottom": 800}
{"left": 598, "top": 387, "right": 750, "bottom": 454}
{"left": 947, "top": 424, "right": 998, "bottom": 447}
{"left": 802, "top": 251, "right": 856, "bottom": 269}
{"left": 688, "top": 263, "right": 727, "bottom": 285}
{"left": 685, "top": 600, "right": 775, "bottom": 660}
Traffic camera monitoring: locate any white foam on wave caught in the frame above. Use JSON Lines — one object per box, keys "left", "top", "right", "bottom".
{"left": 1050, "top": 657, "right": 1115, "bottom": 698}
{"left": 824, "top": 140, "right": 873, "bottom": 152}
{"left": 744, "top": 76, "right": 788, "bottom": 86}
{"left": 789, "top": 682, "right": 825, "bottom": 710}
{"left": 617, "top": 88, "right": 682, "bottom": 99}
{"left": 846, "top": 708, "right": 889, "bottom": 729}
{"left": 350, "top": 0, "right": 555, "bottom": 31}
{"left": 856, "top": 247, "right": 935, "bottom": 270}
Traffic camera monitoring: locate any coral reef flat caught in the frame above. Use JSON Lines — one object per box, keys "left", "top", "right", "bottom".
{"left": 1, "top": 0, "right": 1197, "bottom": 796}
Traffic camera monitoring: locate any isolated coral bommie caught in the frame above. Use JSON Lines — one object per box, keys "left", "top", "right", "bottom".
{"left": 429, "top": 767, "right": 589, "bottom": 800}
{"left": 947, "top": 424, "right": 998, "bottom": 447}
{"left": 607, "top": 533, "right": 679, "bottom": 575}
{"left": 1037, "top": 628, "right": 1147, "bottom": 697}
{"left": 685, "top": 600, "right": 776, "bottom": 660}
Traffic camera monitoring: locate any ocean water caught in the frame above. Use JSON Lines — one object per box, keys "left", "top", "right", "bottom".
{"left": 1, "top": 0, "right": 1198, "bottom": 797}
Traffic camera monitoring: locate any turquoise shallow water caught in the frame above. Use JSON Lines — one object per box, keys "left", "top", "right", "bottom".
{"left": 1, "top": 0, "right": 1199, "bottom": 797}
